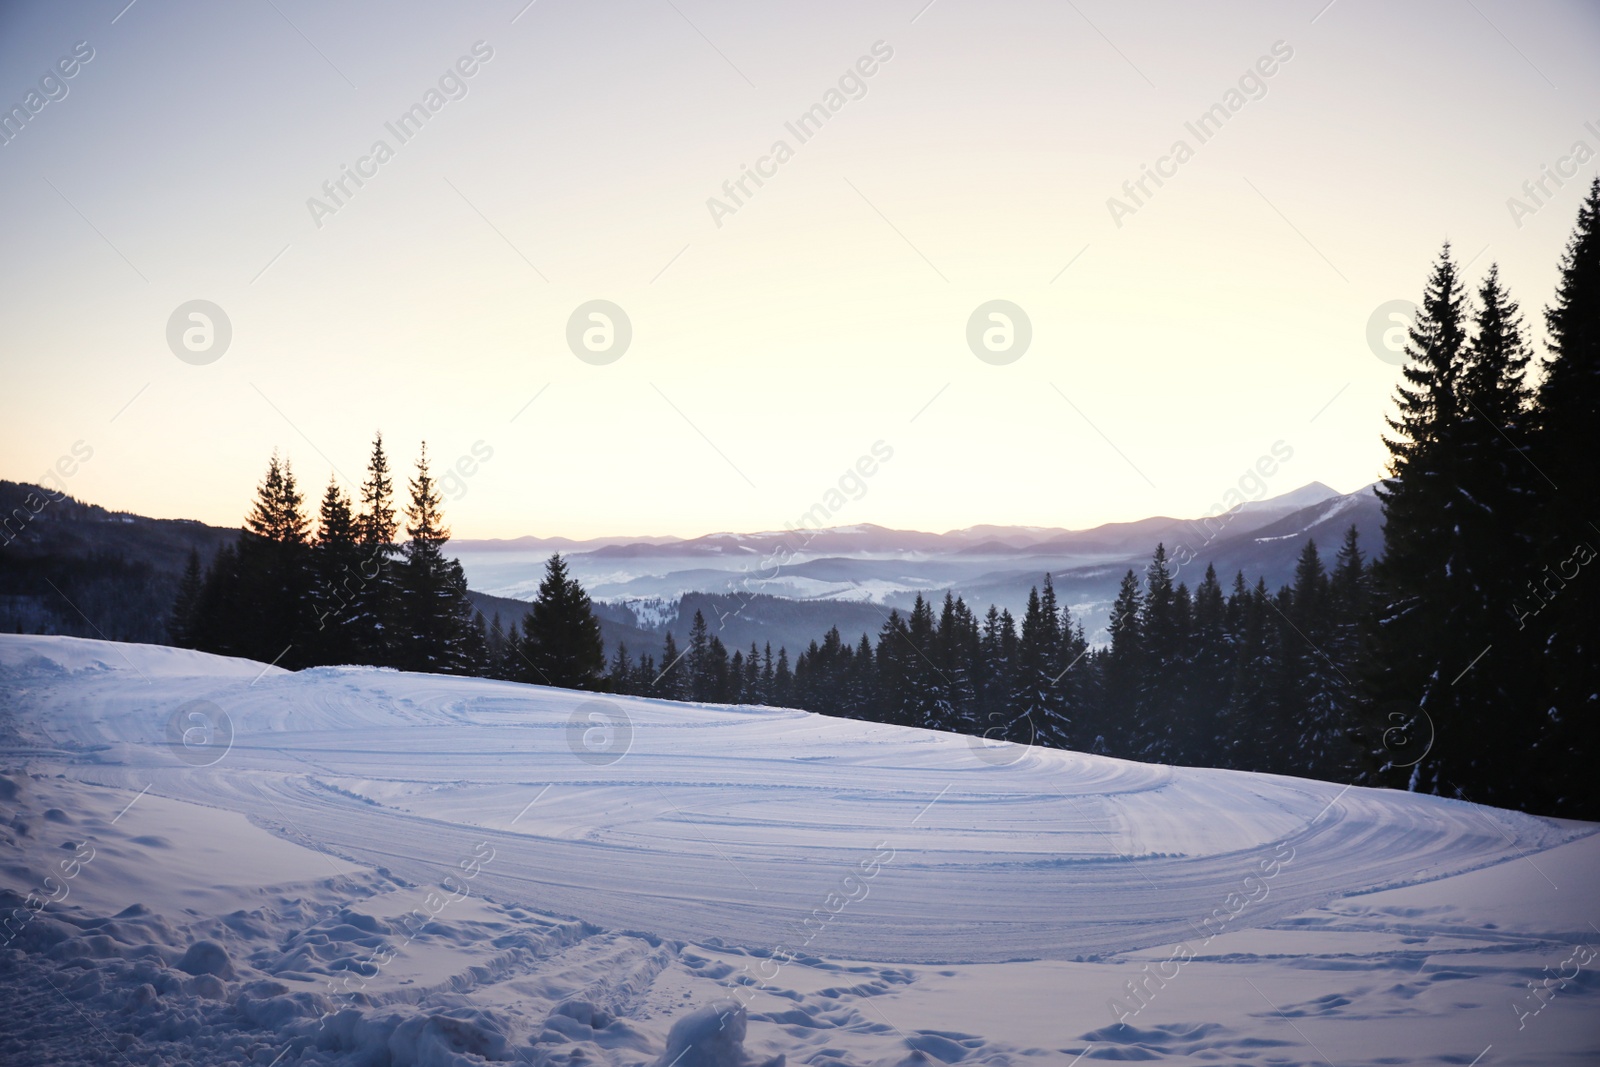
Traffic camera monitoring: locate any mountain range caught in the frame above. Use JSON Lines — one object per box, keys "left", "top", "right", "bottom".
{"left": 452, "top": 481, "right": 1382, "bottom": 650}
{"left": 1, "top": 478, "right": 1382, "bottom": 660}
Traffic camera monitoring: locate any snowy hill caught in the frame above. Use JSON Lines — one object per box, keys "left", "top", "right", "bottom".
{"left": 1, "top": 634, "right": 1595, "bottom": 1065}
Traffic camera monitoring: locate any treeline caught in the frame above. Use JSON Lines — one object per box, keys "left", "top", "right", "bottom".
{"left": 169, "top": 434, "right": 607, "bottom": 686}
{"left": 631, "top": 537, "right": 1370, "bottom": 783}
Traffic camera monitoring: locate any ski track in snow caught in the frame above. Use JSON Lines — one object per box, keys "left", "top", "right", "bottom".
{"left": 1, "top": 635, "right": 1597, "bottom": 1066}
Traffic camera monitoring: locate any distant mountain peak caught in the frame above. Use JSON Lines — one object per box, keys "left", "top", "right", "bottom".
{"left": 1230, "top": 481, "right": 1341, "bottom": 516}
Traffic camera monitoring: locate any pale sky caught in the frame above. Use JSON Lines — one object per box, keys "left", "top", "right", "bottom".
{"left": 2, "top": 0, "right": 1597, "bottom": 539}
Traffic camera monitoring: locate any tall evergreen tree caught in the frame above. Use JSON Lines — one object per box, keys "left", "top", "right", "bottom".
{"left": 609, "top": 641, "right": 634, "bottom": 695}
{"left": 309, "top": 475, "right": 365, "bottom": 665}
{"left": 1185, "top": 565, "right": 1229, "bottom": 765}
{"left": 707, "top": 635, "right": 732, "bottom": 702}
{"left": 354, "top": 433, "right": 401, "bottom": 666}
{"left": 1327, "top": 526, "right": 1374, "bottom": 781}
{"left": 873, "top": 609, "right": 915, "bottom": 728}
{"left": 744, "top": 642, "right": 763, "bottom": 705}
{"left": 519, "top": 553, "right": 605, "bottom": 689}
{"left": 191, "top": 542, "right": 241, "bottom": 657}
{"left": 1529, "top": 178, "right": 1600, "bottom": 818}
{"left": 1101, "top": 569, "right": 1144, "bottom": 754}
{"left": 1286, "top": 539, "right": 1341, "bottom": 777}
{"left": 1225, "top": 576, "right": 1274, "bottom": 770}
{"left": 904, "top": 595, "right": 945, "bottom": 730}
{"left": 1443, "top": 265, "right": 1540, "bottom": 804}
{"left": 235, "top": 452, "right": 314, "bottom": 665}
{"left": 773, "top": 646, "right": 793, "bottom": 706}
{"left": 686, "top": 610, "right": 713, "bottom": 701}
{"left": 168, "top": 547, "right": 203, "bottom": 648}
{"left": 396, "top": 443, "right": 482, "bottom": 674}
{"left": 1372, "top": 244, "right": 1472, "bottom": 794}
{"left": 1137, "top": 547, "right": 1181, "bottom": 761}
{"left": 657, "top": 630, "right": 686, "bottom": 699}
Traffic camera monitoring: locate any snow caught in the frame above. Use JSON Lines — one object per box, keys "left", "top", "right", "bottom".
{"left": 1253, "top": 492, "right": 1365, "bottom": 543}
{"left": 2, "top": 633, "right": 1596, "bottom": 1065}
{"left": 773, "top": 577, "right": 925, "bottom": 602}
{"left": 599, "top": 597, "right": 680, "bottom": 632}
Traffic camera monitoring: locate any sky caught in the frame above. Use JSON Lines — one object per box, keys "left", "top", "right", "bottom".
{"left": 2, "top": 0, "right": 1597, "bottom": 540}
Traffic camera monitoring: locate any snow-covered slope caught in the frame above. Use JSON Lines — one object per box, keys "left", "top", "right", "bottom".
{"left": 1, "top": 635, "right": 1595, "bottom": 1066}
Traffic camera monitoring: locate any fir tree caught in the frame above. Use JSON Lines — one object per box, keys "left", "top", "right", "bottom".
{"left": 657, "top": 630, "right": 686, "bottom": 699}
{"left": 1372, "top": 244, "right": 1471, "bottom": 794}
{"left": 497, "top": 620, "right": 523, "bottom": 680}
{"left": 609, "top": 641, "right": 634, "bottom": 695}
{"left": 309, "top": 475, "right": 365, "bottom": 665}
{"left": 729, "top": 647, "right": 746, "bottom": 703}
{"left": 848, "top": 632, "right": 878, "bottom": 718}
{"left": 1326, "top": 526, "right": 1374, "bottom": 781}
{"left": 904, "top": 595, "right": 944, "bottom": 730}
{"left": 1137, "top": 547, "right": 1180, "bottom": 762}
{"left": 519, "top": 553, "right": 605, "bottom": 689}
{"left": 687, "top": 610, "right": 712, "bottom": 701}
{"left": 396, "top": 443, "right": 482, "bottom": 675}
{"left": 1286, "top": 539, "right": 1341, "bottom": 777}
{"left": 1102, "top": 569, "right": 1144, "bottom": 754}
{"left": 1185, "top": 565, "right": 1229, "bottom": 765}
{"left": 1529, "top": 178, "right": 1600, "bottom": 817}
{"left": 190, "top": 543, "right": 240, "bottom": 657}
{"left": 744, "top": 642, "right": 762, "bottom": 704}
{"left": 168, "top": 547, "right": 203, "bottom": 648}
{"left": 354, "top": 433, "right": 401, "bottom": 666}
{"left": 235, "top": 452, "right": 314, "bottom": 665}
{"left": 707, "top": 635, "right": 731, "bottom": 702}
{"left": 873, "top": 610, "right": 915, "bottom": 728}
{"left": 773, "top": 647, "right": 793, "bottom": 705}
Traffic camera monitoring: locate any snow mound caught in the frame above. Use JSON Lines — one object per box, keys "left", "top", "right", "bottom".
{"left": 654, "top": 1001, "right": 782, "bottom": 1067}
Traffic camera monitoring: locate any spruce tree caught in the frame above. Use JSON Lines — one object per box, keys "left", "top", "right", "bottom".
{"left": 849, "top": 633, "right": 877, "bottom": 718}
{"left": 729, "top": 648, "right": 746, "bottom": 703}
{"left": 610, "top": 641, "right": 634, "bottom": 695}
{"left": 1225, "top": 577, "right": 1273, "bottom": 770}
{"left": 354, "top": 433, "right": 401, "bottom": 666}
{"left": 497, "top": 620, "right": 523, "bottom": 680}
{"left": 1186, "top": 565, "right": 1229, "bottom": 765}
{"left": 707, "top": 635, "right": 731, "bottom": 702}
{"left": 1529, "top": 179, "right": 1600, "bottom": 817}
{"left": 937, "top": 592, "right": 980, "bottom": 735}
{"left": 519, "top": 553, "right": 605, "bottom": 689}
{"left": 1136, "top": 546, "right": 1184, "bottom": 762}
{"left": 1327, "top": 526, "right": 1374, "bottom": 781}
{"left": 1012, "top": 585, "right": 1055, "bottom": 747}
{"left": 191, "top": 543, "right": 240, "bottom": 657}
{"left": 1372, "top": 245, "right": 1471, "bottom": 794}
{"left": 905, "top": 595, "right": 944, "bottom": 730}
{"left": 657, "top": 630, "right": 686, "bottom": 699}
{"left": 686, "top": 610, "right": 712, "bottom": 700}
{"left": 1102, "top": 569, "right": 1144, "bottom": 755}
{"left": 873, "top": 609, "right": 914, "bottom": 727}
{"left": 396, "top": 443, "right": 481, "bottom": 674}
{"left": 168, "top": 547, "right": 203, "bottom": 648}
{"left": 1444, "top": 265, "right": 1539, "bottom": 805}
{"left": 1287, "top": 539, "right": 1340, "bottom": 777}
{"left": 309, "top": 475, "right": 365, "bottom": 665}
{"left": 773, "top": 647, "right": 793, "bottom": 706}
{"left": 744, "top": 642, "right": 762, "bottom": 704}
{"left": 235, "top": 452, "right": 314, "bottom": 665}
